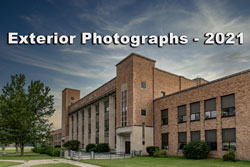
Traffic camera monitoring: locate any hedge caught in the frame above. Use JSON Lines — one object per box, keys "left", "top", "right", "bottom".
{"left": 32, "top": 146, "right": 63, "bottom": 157}
{"left": 182, "top": 141, "right": 210, "bottom": 159}
{"left": 146, "top": 146, "right": 160, "bottom": 156}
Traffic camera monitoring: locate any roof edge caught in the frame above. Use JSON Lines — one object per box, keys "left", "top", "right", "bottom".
{"left": 116, "top": 53, "right": 156, "bottom": 66}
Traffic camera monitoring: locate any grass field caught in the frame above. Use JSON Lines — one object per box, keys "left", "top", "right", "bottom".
{"left": 82, "top": 156, "right": 250, "bottom": 167}
{"left": 0, "top": 147, "right": 56, "bottom": 160}
{"left": 0, "top": 161, "right": 23, "bottom": 167}
{"left": 31, "top": 163, "right": 79, "bottom": 167}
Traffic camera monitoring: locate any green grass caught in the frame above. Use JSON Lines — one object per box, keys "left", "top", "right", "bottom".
{"left": 0, "top": 152, "right": 57, "bottom": 160}
{"left": 0, "top": 161, "right": 23, "bottom": 167}
{"left": 31, "top": 163, "right": 79, "bottom": 167}
{"left": 81, "top": 156, "right": 250, "bottom": 167}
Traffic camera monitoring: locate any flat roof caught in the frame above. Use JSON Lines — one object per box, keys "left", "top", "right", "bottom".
{"left": 116, "top": 52, "right": 156, "bottom": 66}
{"left": 154, "top": 68, "right": 250, "bottom": 101}
{"left": 62, "top": 88, "right": 80, "bottom": 92}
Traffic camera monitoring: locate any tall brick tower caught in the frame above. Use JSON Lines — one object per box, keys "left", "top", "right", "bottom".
{"left": 61, "top": 88, "right": 80, "bottom": 144}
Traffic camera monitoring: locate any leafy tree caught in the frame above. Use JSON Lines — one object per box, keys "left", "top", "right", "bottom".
{"left": 0, "top": 74, "right": 55, "bottom": 155}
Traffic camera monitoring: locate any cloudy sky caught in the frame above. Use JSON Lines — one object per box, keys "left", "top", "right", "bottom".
{"left": 0, "top": 0, "right": 250, "bottom": 130}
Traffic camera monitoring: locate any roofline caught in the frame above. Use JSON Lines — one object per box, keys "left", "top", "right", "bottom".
{"left": 154, "top": 67, "right": 197, "bottom": 83}
{"left": 116, "top": 53, "right": 156, "bottom": 66}
{"left": 69, "top": 77, "right": 116, "bottom": 108}
{"left": 62, "top": 88, "right": 80, "bottom": 92}
{"left": 154, "top": 68, "right": 250, "bottom": 101}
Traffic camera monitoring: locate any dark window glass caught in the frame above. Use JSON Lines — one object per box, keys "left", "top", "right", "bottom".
{"left": 161, "top": 91, "right": 166, "bottom": 97}
{"left": 190, "top": 102, "right": 200, "bottom": 121}
{"left": 221, "top": 94, "right": 235, "bottom": 117}
{"left": 162, "top": 133, "right": 168, "bottom": 149}
{"left": 161, "top": 109, "right": 168, "bottom": 125}
{"left": 178, "top": 132, "right": 187, "bottom": 149}
{"left": 141, "top": 109, "right": 146, "bottom": 116}
{"left": 191, "top": 131, "right": 200, "bottom": 141}
{"left": 71, "top": 97, "right": 74, "bottom": 100}
{"left": 121, "top": 90, "right": 127, "bottom": 127}
{"left": 96, "top": 104, "right": 99, "bottom": 116}
{"left": 178, "top": 105, "right": 186, "bottom": 123}
{"left": 222, "top": 128, "right": 236, "bottom": 151}
{"left": 205, "top": 98, "right": 216, "bottom": 119}
{"left": 141, "top": 81, "right": 146, "bottom": 88}
{"left": 205, "top": 130, "right": 217, "bottom": 150}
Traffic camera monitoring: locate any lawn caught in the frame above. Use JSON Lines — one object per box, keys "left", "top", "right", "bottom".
{"left": 31, "top": 163, "right": 79, "bottom": 167}
{"left": 0, "top": 147, "right": 57, "bottom": 160}
{"left": 81, "top": 156, "right": 250, "bottom": 167}
{"left": 0, "top": 161, "right": 23, "bottom": 167}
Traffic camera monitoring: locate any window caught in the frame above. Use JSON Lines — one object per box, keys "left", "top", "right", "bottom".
{"left": 222, "top": 94, "right": 235, "bottom": 117}
{"left": 71, "top": 97, "right": 74, "bottom": 100}
{"left": 141, "top": 109, "right": 146, "bottom": 116}
{"left": 104, "top": 100, "right": 110, "bottom": 113}
{"left": 178, "top": 105, "right": 186, "bottom": 123}
{"left": 222, "top": 128, "right": 236, "bottom": 150}
{"left": 161, "top": 91, "right": 166, "bottom": 97}
{"left": 88, "top": 108, "right": 91, "bottom": 139}
{"left": 178, "top": 132, "right": 187, "bottom": 149}
{"left": 96, "top": 104, "right": 99, "bottom": 116}
{"left": 76, "top": 112, "right": 79, "bottom": 139}
{"left": 205, "top": 98, "right": 216, "bottom": 119}
{"left": 82, "top": 110, "right": 84, "bottom": 137}
{"left": 141, "top": 81, "right": 146, "bottom": 88}
{"left": 205, "top": 130, "right": 217, "bottom": 150}
{"left": 142, "top": 123, "right": 145, "bottom": 145}
{"left": 161, "top": 109, "right": 168, "bottom": 125}
{"left": 191, "top": 131, "right": 200, "bottom": 141}
{"left": 71, "top": 115, "right": 74, "bottom": 139}
{"left": 190, "top": 102, "right": 200, "bottom": 121}
{"left": 121, "top": 90, "right": 127, "bottom": 127}
{"left": 162, "top": 133, "right": 168, "bottom": 149}
{"left": 105, "top": 119, "right": 109, "bottom": 131}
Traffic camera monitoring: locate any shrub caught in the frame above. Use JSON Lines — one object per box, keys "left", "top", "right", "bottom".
{"left": 223, "top": 149, "right": 236, "bottom": 162}
{"left": 153, "top": 151, "right": 161, "bottom": 157}
{"left": 54, "top": 145, "right": 61, "bottom": 148}
{"left": 161, "top": 150, "right": 168, "bottom": 158}
{"left": 96, "top": 143, "right": 110, "bottom": 152}
{"left": 86, "top": 144, "right": 96, "bottom": 152}
{"left": 32, "top": 146, "right": 63, "bottom": 157}
{"left": 182, "top": 141, "right": 210, "bottom": 159}
{"left": 63, "top": 140, "right": 80, "bottom": 151}
{"left": 146, "top": 146, "right": 160, "bottom": 156}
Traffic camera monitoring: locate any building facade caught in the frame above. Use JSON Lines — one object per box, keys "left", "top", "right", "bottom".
{"left": 57, "top": 53, "right": 250, "bottom": 160}
{"left": 50, "top": 129, "right": 62, "bottom": 147}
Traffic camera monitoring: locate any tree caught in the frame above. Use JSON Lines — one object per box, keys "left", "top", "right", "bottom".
{"left": 0, "top": 74, "right": 55, "bottom": 155}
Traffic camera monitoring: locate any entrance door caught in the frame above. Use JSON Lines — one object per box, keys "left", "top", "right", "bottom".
{"left": 125, "top": 141, "right": 130, "bottom": 154}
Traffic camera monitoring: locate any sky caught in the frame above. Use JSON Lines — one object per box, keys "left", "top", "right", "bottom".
{"left": 0, "top": 0, "right": 250, "bottom": 130}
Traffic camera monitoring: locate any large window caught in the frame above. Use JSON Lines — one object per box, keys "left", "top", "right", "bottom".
{"left": 88, "top": 108, "right": 91, "bottom": 139}
{"left": 96, "top": 104, "right": 99, "bottom": 132}
{"left": 82, "top": 110, "right": 84, "bottom": 141}
{"left": 161, "top": 109, "right": 168, "bottom": 125}
{"left": 71, "top": 115, "right": 74, "bottom": 139}
{"left": 121, "top": 90, "right": 127, "bottom": 127}
{"left": 190, "top": 102, "right": 200, "bottom": 121}
{"left": 104, "top": 100, "right": 109, "bottom": 138}
{"left": 178, "top": 105, "right": 186, "bottom": 123}
{"left": 205, "top": 98, "right": 216, "bottom": 119}
{"left": 162, "top": 133, "right": 168, "bottom": 149}
{"left": 76, "top": 112, "right": 79, "bottom": 139}
{"left": 205, "top": 130, "right": 217, "bottom": 150}
{"left": 178, "top": 132, "right": 187, "bottom": 149}
{"left": 222, "top": 128, "right": 236, "bottom": 150}
{"left": 191, "top": 131, "right": 200, "bottom": 141}
{"left": 222, "top": 94, "right": 235, "bottom": 117}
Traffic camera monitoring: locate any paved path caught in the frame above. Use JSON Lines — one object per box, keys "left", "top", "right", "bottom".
{"left": 0, "top": 159, "right": 99, "bottom": 167}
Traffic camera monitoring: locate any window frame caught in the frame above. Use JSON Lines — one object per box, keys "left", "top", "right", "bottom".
{"left": 221, "top": 94, "right": 235, "bottom": 117}
{"left": 222, "top": 128, "right": 236, "bottom": 151}
{"left": 141, "top": 81, "right": 146, "bottom": 88}
{"left": 141, "top": 109, "right": 146, "bottom": 116}
{"left": 161, "top": 133, "right": 169, "bottom": 149}
{"left": 178, "top": 105, "right": 187, "bottom": 123}
{"left": 161, "top": 109, "right": 168, "bottom": 125}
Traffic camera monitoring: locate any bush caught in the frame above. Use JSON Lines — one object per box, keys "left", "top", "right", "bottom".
{"left": 153, "top": 150, "right": 168, "bottom": 158}
{"left": 54, "top": 145, "right": 61, "bottom": 148}
{"left": 32, "top": 146, "right": 63, "bottom": 157}
{"left": 183, "top": 141, "right": 210, "bottom": 159}
{"left": 223, "top": 149, "right": 236, "bottom": 162}
{"left": 153, "top": 151, "right": 161, "bottom": 157}
{"left": 146, "top": 146, "right": 160, "bottom": 156}
{"left": 86, "top": 144, "right": 96, "bottom": 152}
{"left": 96, "top": 143, "right": 110, "bottom": 152}
{"left": 63, "top": 140, "right": 80, "bottom": 151}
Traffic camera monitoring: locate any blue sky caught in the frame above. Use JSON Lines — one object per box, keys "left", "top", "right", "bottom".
{"left": 1, "top": 0, "right": 250, "bottom": 129}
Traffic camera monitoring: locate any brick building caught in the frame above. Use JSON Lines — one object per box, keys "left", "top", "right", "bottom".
{"left": 50, "top": 129, "right": 62, "bottom": 147}
{"left": 57, "top": 53, "right": 250, "bottom": 160}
